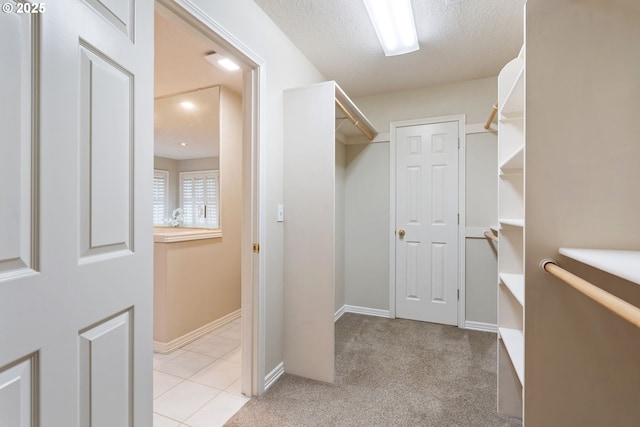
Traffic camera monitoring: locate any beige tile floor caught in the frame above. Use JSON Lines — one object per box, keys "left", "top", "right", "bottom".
{"left": 153, "top": 319, "right": 249, "bottom": 427}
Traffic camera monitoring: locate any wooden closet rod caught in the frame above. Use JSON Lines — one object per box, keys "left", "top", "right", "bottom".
{"left": 335, "top": 98, "right": 375, "bottom": 141}
{"left": 541, "top": 259, "right": 640, "bottom": 329}
{"left": 484, "top": 101, "right": 498, "bottom": 130}
{"left": 484, "top": 231, "right": 498, "bottom": 243}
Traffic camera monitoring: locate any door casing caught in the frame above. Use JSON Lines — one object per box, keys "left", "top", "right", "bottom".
{"left": 389, "top": 115, "right": 466, "bottom": 327}
{"left": 156, "top": 0, "right": 267, "bottom": 395}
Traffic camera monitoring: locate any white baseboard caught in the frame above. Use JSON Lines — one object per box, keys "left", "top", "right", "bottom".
{"left": 335, "top": 304, "right": 392, "bottom": 320}
{"left": 337, "top": 306, "right": 492, "bottom": 334}
{"left": 153, "top": 309, "right": 241, "bottom": 354}
{"left": 464, "top": 320, "right": 498, "bottom": 333}
{"left": 264, "top": 362, "right": 284, "bottom": 391}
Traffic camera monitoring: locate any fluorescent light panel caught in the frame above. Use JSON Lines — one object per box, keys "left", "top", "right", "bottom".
{"left": 362, "top": 0, "right": 419, "bottom": 56}
{"left": 204, "top": 52, "right": 240, "bottom": 72}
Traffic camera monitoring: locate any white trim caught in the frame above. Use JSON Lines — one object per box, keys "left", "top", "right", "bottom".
{"left": 153, "top": 228, "right": 222, "bottom": 242}
{"left": 465, "top": 321, "right": 498, "bottom": 333}
{"left": 389, "top": 115, "right": 467, "bottom": 328}
{"left": 264, "top": 362, "right": 284, "bottom": 391}
{"left": 389, "top": 123, "right": 397, "bottom": 319}
{"left": 346, "top": 305, "right": 391, "bottom": 318}
{"left": 465, "top": 122, "right": 497, "bottom": 134}
{"left": 372, "top": 131, "right": 390, "bottom": 143}
{"left": 155, "top": 0, "right": 266, "bottom": 397}
{"left": 465, "top": 227, "right": 492, "bottom": 239}
{"left": 335, "top": 304, "right": 392, "bottom": 321}
{"left": 253, "top": 57, "right": 268, "bottom": 398}
{"left": 153, "top": 309, "right": 241, "bottom": 354}
{"left": 344, "top": 131, "right": 391, "bottom": 145}
{"left": 457, "top": 117, "right": 467, "bottom": 329}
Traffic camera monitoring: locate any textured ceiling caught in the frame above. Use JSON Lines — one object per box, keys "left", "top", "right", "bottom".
{"left": 253, "top": 0, "right": 525, "bottom": 97}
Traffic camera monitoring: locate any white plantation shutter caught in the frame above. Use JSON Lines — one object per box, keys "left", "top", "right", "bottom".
{"left": 153, "top": 170, "right": 168, "bottom": 225}
{"left": 205, "top": 175, "right": 218, "bottom": 228}
{"left": 180, "top": 170, "right": 220, "bottom": 228}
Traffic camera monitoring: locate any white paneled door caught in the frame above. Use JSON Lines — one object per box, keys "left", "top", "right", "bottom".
{"left": 0, "top": 1, "right": 153, "bottom": 426}
{"left": 395, "top": 121, "right": 459, "bottom": 325}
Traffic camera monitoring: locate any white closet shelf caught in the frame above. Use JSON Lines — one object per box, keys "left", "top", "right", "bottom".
{"left": 499, "top": 65, "right": 524, "bottom": 119}
{"left": 499, "top": 218, "right": 524, "bottom": 228}
{"left": 499, "top": 145, "right": 524, "bottom": 173}
{"left": 335, "top": 83, "right": 378, "bottom": 142}
{"left": 499, "top": 327, "right": 524, "bottom": 385}
{"left": 500, "top": 273, "right": 524, "bottom": 306}
{"left": 559, "top": 248, "right": 640, "bottom": 285}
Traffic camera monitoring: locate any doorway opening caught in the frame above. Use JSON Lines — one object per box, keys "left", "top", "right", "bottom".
{"left": 152, "top": 1, "right": 263, "bottom": 423}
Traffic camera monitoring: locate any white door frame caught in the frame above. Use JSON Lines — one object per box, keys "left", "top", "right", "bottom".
{"left": 389, "top": 115, "right": 466, "bottom": 328}
{"left": 156, "top": 0, "right": 267, "bottom": 396}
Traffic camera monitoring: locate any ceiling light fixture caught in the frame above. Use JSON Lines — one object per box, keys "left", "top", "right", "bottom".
{"left": 179, "top": 101, "right": 195, "bottom": 110}
{"left": 362, "top": 0, "right": 419, "bottom": 56}
{"left": 178, "top": 142, "right": 188, "bottom": 147}
{"left": 204, "top": 52, "right": 241, "bottom": 72}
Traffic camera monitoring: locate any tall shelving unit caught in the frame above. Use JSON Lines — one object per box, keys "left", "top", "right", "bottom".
{"left": 283, "top": 81, "right": 377, "bottom": 383}
{"left": 496, "top": 47, "right": 525, "bottom": 419}
{"left": 500, "top": 1, "right": 639, "bottom": 424}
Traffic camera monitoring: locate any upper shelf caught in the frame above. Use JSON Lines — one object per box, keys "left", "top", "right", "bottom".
{"left": 499, "top": 145, "right": 524, "bottom": 174}
{"left": 334, "top": 83, "right": 378, "bottom": 143}
{"left": 500, "top": 218, "right": 524, "bottom": 228}
{"left": 499, "top": 327, "right": 524, "bottom": 386}
{"left": 559, "top": 248, "right": 640, "bottom": 285}
{"left": 500, "top": 65, "right": 524, "bottom": 119}
{"left": 497, "top": 56, "right": 524, "bottom": 121}
{"left": 500, "top": 273, "right": 524, "bottom": 306}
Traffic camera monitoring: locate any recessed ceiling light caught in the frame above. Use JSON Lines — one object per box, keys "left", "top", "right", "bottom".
{"left": 362, "top": 0, "right": 419, "bottom": 56}
{"left": 204, "top": 52, "right": 241, "bottom": 72}
{"left": 180, "top": 101, "right": 195, "bottom": 110}
{"left": 178, "top": 142, "right": 188, "bottom": 147}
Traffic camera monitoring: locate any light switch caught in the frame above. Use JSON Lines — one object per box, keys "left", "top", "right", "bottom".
{"left": 277, "top": 204, "right": 284, "bottom": 222}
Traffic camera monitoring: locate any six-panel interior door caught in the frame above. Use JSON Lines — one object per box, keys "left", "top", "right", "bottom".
{"left": 0, "top": 1, "right": 153, "bottom": 425}
{"left": 395, "top": 121, "right": 459, "bottom": 325}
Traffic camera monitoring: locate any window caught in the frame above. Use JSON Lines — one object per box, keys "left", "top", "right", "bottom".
{"left": 180, "top": 170, "right": 220, "bottom": 228}
{"left": 153, "top": 170, "right": 169, "bottom": 225}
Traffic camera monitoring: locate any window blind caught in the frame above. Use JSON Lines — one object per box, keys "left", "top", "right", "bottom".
{"left": 180, "top": 170, "right": 219, "bottom": 228}
{"left": 153, "top": 170, "right": 168, "bottom": 225}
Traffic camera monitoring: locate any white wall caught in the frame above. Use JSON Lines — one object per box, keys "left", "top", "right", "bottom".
{"left": 346, "top": 76, "right": 501, "bottom": 324}
{"left": 344, "top": 142, "right": 390, "bottom": 310}
{"left": 465, "top": 131, "right": 499, "bottom": 324}
{"left": 187, "top": 0, "right": 326, "bottom": 378}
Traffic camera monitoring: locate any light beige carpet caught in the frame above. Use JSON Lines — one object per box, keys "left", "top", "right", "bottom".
{"left": 225, "top": 313, "right": 522, "bottom": 427}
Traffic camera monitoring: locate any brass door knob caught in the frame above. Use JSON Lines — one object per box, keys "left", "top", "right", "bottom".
{"left": 398, "top": 229, "right": 405, "bottom": 238}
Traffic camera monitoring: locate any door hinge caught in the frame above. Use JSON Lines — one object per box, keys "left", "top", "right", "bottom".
{"left": 457, "top": 289, "right": 460, "bottom": 300}
{"left": 458, "top": 138, "right": 460, "bottom": 149}
{"left": 457, "top": 214, "right": 460, "bottom": 225}
{"left": 253, "top": 243, "right": 260, "bottom": 253}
